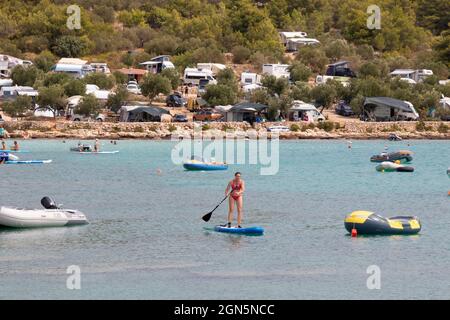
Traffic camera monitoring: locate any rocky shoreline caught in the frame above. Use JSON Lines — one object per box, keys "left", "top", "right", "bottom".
{"left": 1, "top": 120, "right": 450, "bottom": 140}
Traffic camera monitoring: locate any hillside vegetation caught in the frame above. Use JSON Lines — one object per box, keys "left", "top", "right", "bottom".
{"left": 0, "top": 0, "right": 449, "bottom": 119}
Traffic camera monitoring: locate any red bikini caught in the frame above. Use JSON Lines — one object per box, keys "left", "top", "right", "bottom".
{"left": 230, "top": 180, "right": 242, "bottom": 201}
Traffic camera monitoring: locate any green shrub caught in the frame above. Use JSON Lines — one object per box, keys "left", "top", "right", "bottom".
{"left": 133, "top": 126, "right": 145, "bottom": 133}
{"left": 168, "top": 124, "right": 177, "bottom": 132}
{"left": 307, "top": 123, "right": 316, "bottom": 130}
{"left": 290, "top": 124, "right": 301, "bottom": 132}
{"left": 438, "top": 123, "right": 449, "bottom": 133}
{"left": 202, "top": 124, "right": 211, "bottom": 131}
{"left": 221, "top": 124, "right": 234, "bottom": 131}
{"left": 317, "top": 121, "right": 334, "bottom": 132}
{"left": 416, "top": 121, "right": 432, "bottom": 132}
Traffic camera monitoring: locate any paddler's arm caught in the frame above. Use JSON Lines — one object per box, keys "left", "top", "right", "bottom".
{"left": 225, "top": 181, "right": 231, "bottom": 196}
{"left": 238, "top": 181, "right": 245, "bottom": 196}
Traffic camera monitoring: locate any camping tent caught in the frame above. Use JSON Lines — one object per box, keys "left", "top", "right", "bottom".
{"left": 120, "top": 105, "right": 169, "bottom": 122}
{"left": 222, "top": 102, "right": 268, "bottom": 122}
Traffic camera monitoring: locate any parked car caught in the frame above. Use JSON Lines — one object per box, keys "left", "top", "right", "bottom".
{"left": 267, "top": 125, "right": 290, "bottom": 133}
{"left": 127, "top": 83, "right": 141, "bottom": 95}
{"left": 0, "top": 114, "right": 4, "bottom": 123}
{"left": 72, "top": 114, "right": 106, "bottom": 122}
{"left": 166, "top": 94, "right": 187, "bottom": 108}
{"left": 441, "top": 114, "right": 450, "bottom": 121}
{"left": 173, "top": 114, "right": 188, "bottom": 122}
{"left": 335, "top": 100, "right": 355, "bottom": 116}
{"left": 193, "top": 109, "right": 223, "bottom": 122}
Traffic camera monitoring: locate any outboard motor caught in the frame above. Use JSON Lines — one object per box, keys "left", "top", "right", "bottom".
{"left": 41, "top": 196, "right": 59, "bottom": 209}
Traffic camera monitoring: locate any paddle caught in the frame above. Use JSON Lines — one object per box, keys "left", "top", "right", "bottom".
{"left": 202, "top": 193, "right": 230, "bottom": 222}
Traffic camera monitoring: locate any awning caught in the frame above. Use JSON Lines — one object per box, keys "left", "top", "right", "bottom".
{"left": 128, "top": 106, "right": 169, "bottom": 117}
{"left": 364, "top": 97, "right": 413, "bottom": 112}
{"left": 230, "top": 102, "right": 267, "bottom": 112}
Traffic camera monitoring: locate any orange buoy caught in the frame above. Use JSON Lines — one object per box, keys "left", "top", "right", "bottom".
{"left": 351, "top": 228, "right": 357, "bottom": 237}
{"left": 448, "top": 191, "right": 450, "bottom": 196}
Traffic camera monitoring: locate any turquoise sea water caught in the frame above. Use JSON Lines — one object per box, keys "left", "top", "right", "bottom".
{"left": 1, "top": 139, "right": 450, "bottom": 299}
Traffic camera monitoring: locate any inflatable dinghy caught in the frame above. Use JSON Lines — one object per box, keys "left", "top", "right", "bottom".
{"left": 376, "top": 161, "right": 414, "bottom": 172}
{"left": 370, "top": 150, "right": 413, "bottom": 163}
{"left": 0, "top": 197, "right": 88, "bottom": 228}
{"left": 344, "top": 211, "right": 421, "bottom": 235}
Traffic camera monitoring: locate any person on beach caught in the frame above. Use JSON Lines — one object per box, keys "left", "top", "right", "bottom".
{"left": 224, "top": 172, "right": 245, "bottom": 228}
{"left": 94, "top": 139, "right": 100, "bottom": 152}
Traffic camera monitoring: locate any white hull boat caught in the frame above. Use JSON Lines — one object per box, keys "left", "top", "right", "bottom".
{"left": 0, "top": 197, "right": 88, "bottom": 228}
{"left": 0, "top": 207, "right": 88, "bottom": 228}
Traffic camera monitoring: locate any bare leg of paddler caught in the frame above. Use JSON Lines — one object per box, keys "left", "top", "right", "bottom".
{"left": 236, "top": 197, "right": 243, "bottom": 227}
{"left": 228, "top": 197, "right": 235, "bottom": 227}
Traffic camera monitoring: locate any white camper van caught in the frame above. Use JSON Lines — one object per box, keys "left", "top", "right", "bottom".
{"left": 196, "top": 63, "right": 226, "bottom": 76}
{"left": 183, "top": 68, "right": 217, "bottom": 86}
{"left": 289, "top": 100, "right": 325, "bottom": 122}
{"left": 262, "top": 64, "right": 290, "bottom": 79}
{"left": 241, "top": 72, "right": 262, "bottom": 85}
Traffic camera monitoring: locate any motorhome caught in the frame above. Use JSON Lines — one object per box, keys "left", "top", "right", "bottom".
{"left": 262, "top": 64, "right": 290, "bottom": 79}
{"left": 0, "top": 61, "right": 9, "bottom": 78}
{"left": 289, "top": 100, "right": 325, "bottom": 122}
{"left": 0, "top": 86, "right": 38, "bottom": 100}
{"left": 0, "top": 54, "right": 33, "bottom": 78}
{"left": 315, "top": 75, "right": 351, "bottom": 87}
{"left": 279, "top": 31, "right": 308, "bottom": 46}
{"left": 0, "top": 79, "right": 13, "bottom": 88}
{"left": 325, "top": 61, "right": 356, "bottom": 78}
{"left": 362, "top": 97, "right": 419, "bottom": 121}
{"left": 286, "top": 38, "right": 320, "bottom": 51}
{"left": 241, "top": 72, "right": 262, "bottom": 85}
{"left": 316, "top": 61, "right": 356, "bottom": 87}
{"left": 390, "top": 69, "right": 433, "bottom": 84}
{"left": 183, "top": 68, "right": 217, "bottom": 86}
{"left": 90, "top": 63, "right": 111, "bottom": 74}
{"left": 51, "top": 62, "right": 93, "bottom": 78}
{"left": 140, "top": 55, "right": 175, "bottom": 74}
{"left": 196, "top": 63, "right": 226, "bottom": 76}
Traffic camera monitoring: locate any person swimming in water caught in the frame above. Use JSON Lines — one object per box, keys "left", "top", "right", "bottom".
{"left": 224, "top": 172, "right": 245, "bottom": 228}
{"left": 1, "top": 141, "right": 6, "bottom": 150}
{"left": 10, "top": 141, "right": 19, "bottom": 151}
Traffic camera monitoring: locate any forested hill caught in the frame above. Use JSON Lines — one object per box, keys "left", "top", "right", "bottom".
{"left": 0, "top": 0, "right": 448, "bottom": 73}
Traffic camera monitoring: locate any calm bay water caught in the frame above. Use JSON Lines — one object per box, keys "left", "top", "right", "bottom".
{"left": 1, "top": 139, "right": 449, "bottom": 299}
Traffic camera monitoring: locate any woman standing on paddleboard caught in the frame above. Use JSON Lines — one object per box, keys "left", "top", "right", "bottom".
{"left": 225, "top": 172, "right": 245, "bottom": 228}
